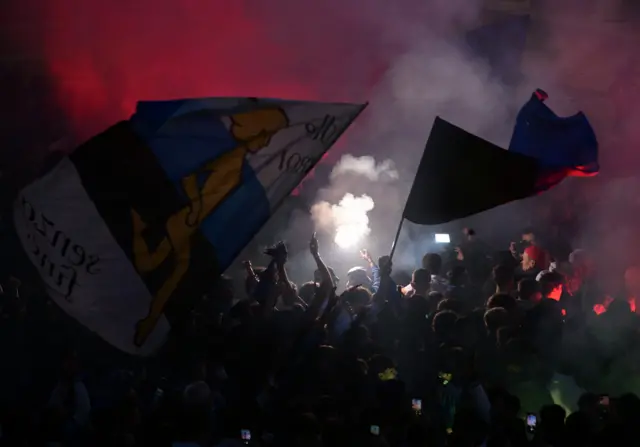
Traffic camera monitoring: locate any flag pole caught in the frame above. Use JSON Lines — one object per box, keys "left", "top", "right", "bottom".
{"left": 389, "top": 217, "right": 404, "bottom": 262}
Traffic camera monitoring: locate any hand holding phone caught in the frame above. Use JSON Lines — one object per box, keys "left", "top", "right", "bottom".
{"left": 412, "top": 398, "right": 422, "bottom": 416}
{"left": 370, "top": 425, "right": 380, "bottom": 436}
{"left": 241, "top": 429, "right": 251, "bottom": 444}
{"left": 526, "top": 413, "right": 537, "bottom": 434}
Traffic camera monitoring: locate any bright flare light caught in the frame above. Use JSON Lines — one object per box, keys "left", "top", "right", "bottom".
{"left": 331, "top": 193, "right": 375, "bottom": 249}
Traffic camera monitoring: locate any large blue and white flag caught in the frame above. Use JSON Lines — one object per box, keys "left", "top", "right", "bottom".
{"left": 13, "top": 97, "right": 366, "bottom": 355}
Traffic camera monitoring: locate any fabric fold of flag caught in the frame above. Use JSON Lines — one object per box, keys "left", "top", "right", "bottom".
{"left": 509, "top": 90, "right": 599, "bottom": 176}
{"left": 13, "top": 97, "right": 366, "bottom": 355}
{"left": 404, "top": 90, "right": 599, "bottom": 225}
{"left": 403, "top": 117, "right": 550, "bottom": 225}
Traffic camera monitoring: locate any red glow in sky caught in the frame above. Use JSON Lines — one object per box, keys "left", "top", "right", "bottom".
{"left": 36, "top": 1, "right": 392, "bottom": 140}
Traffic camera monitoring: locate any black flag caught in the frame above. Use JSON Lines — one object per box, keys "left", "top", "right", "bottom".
{"left": 403, "top": 117, "right": 547, "bottom": 225}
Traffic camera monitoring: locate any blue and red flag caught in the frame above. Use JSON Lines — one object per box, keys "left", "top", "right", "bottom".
{"left": 402, "top": 90, "right": 599, "bottom": 225}
{"left": 509, "top": 89, "right": 600, "bottom": 178}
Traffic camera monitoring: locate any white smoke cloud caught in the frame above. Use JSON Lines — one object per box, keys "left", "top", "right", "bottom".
{"left": 305, "top": 33, "right": 520, "bottom": 270}
{"left": 248, "top": 1, "right": 640, "bottom": 285}
{"left": 310, "top": 154, "right": 398, "bottom": 251}
{"left": 311, "top": 193, "right": 375, "bottom": 249}
{"left": 330, "top": 154, "right": 399, "bottom": 181}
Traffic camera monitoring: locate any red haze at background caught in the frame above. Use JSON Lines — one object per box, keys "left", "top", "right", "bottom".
{"left": 33, "top": 1, "right": 400, "bottom": 140}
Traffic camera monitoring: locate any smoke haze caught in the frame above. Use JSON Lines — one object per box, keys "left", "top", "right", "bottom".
{"left": 3, "top": 0, "right": 640, "bottom": 285}
{"left": 330, "top": 155, "right": 399, "bottom": 182}
{"left": 311, "top": 193, "right": 375, "bottom": 250}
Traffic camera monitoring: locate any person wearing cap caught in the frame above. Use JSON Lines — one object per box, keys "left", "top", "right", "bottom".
{"left": 509, "top": 228, "right": 539, "bottom": 261}
{"left": 516, "top": 244, "right": 549, "bottom": 282}
{"left": 345, "top": 266, "right": 373, "bottom": 292}
{"left": 327, "top": 252, "right": 384, "bottom": 340}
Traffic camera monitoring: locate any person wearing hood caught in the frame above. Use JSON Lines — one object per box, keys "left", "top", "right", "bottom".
{"left": 346, "top": 266, "right": 373, "bottom": 292}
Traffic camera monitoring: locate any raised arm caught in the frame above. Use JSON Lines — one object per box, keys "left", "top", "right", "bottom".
{"left": 310, "top": 233, "right": 332, "bottom": 288}
{"left": 360, "top": 249, "right": 380, "bottom": 293}
{"left": 306, "top": 233, "right": 333, "bottom": 319}
{"left": 242, "top": 260, "right": 259, "bottom": 295}
{"left": 253, "top": 258, "right": 279, "bottom": 317}
{"left": 275, "top": 242, "right": 305, "bottom": 307}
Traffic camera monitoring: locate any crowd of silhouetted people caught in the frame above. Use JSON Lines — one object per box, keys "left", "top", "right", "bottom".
{"left": 3, "top": 225, "right": 640, "bottom": 447}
